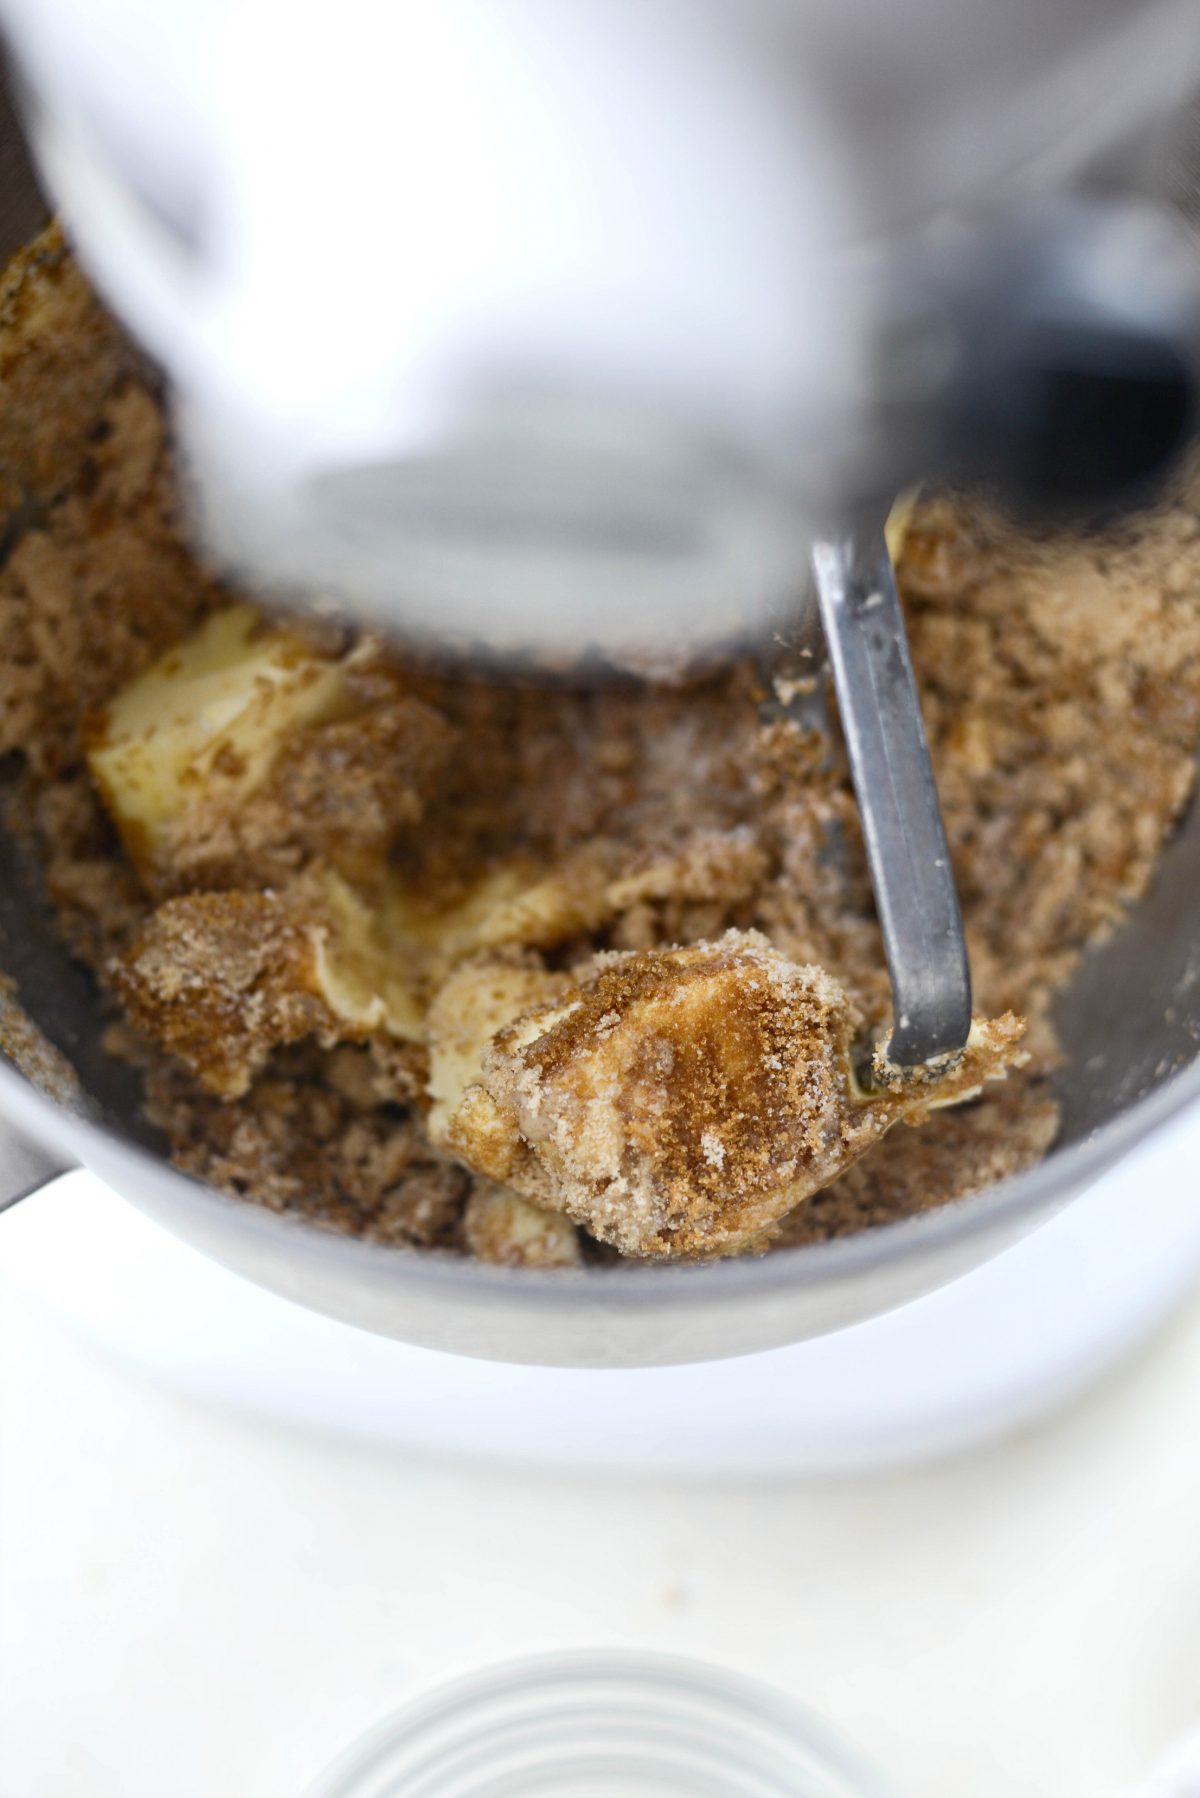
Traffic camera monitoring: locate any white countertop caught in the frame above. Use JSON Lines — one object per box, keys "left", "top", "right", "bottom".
{"left": 5, "top": 1208, "right": 1200, "bottom": 1798}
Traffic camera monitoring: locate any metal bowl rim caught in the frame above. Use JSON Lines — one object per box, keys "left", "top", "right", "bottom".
{"left": 1, "top": 1016, "right": 1193, "bottom": 1309}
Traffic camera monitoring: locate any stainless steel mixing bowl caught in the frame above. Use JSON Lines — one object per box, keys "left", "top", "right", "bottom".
{"left": 2, "top": 85, "right": 1199, "bottom": 1368}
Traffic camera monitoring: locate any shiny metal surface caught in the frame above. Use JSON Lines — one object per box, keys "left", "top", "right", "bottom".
{"left": 1, "top": 75, "right": 1200, "bottom": 1366}
{"left": 812, "top": 530, "right": 972, "bottom": 1068}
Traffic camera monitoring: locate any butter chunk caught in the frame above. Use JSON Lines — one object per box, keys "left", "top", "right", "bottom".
{"left": 444, "top": 930, "right": 1026, "bottom": 1259}
{"left": 87, "top": 604, "right": 353, "bottom": 883}
{"left": 115, "top": 891, "right": 340, "bottom": 1099}
{"left": 886, "top": 487, "right": 920, "bottom": 562}
{"left": 463, "top": 1182, "right": 582, "bottom": 1269}
{"left": 310, "top": 872, "right": 425, "bottom": 1042}
{"left": 425, "top": 956, "right": 568, "bottom": 1146}
{"left": 116, "top": 877, "right": 426, "bottom": 1098}
{"left": 387, "top": 830, "right": 766, "bottom": 983}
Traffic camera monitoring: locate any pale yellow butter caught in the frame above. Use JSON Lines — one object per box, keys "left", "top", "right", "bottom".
{"left": 87, "top": 605, "right": 353, "bottom": 875}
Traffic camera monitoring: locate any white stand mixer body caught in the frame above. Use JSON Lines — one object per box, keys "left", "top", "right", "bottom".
{"left": 5, "top": 0, "right": 1199, "bottom": 661}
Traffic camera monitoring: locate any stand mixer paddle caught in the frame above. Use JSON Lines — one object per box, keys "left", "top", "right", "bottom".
{"left": 812, "top": 527, "right": 972, "bottom": 1070}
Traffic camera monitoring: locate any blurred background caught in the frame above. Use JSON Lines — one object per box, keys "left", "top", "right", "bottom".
{"left": 5, "top": 1105, "right": 1200, "bottom": 1798}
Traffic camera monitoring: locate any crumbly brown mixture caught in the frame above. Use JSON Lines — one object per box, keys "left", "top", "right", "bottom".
{"left": 2, "top": 223, "right": 1199, "bottom": 1261}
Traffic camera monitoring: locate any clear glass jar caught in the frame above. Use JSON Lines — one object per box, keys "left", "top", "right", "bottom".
{"left": 305, "top": 1650, "right": 899, "bottom": 1798}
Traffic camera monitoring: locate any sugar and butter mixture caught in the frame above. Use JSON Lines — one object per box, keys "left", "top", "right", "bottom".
{"left": 3, "top": 225, "right": 1200, "bottom": 1263}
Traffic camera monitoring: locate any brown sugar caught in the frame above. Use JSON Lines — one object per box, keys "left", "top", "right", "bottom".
{"left": 2, "top": 221, "right": 1200, "bottom": 1258}
{"left": 115, "top": 891, "right": 340, "bottom": 1100}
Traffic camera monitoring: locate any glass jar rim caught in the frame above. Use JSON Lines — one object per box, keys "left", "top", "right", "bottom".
{"left": 305, "top": 1648, "right": 900, "bottom": 1798}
